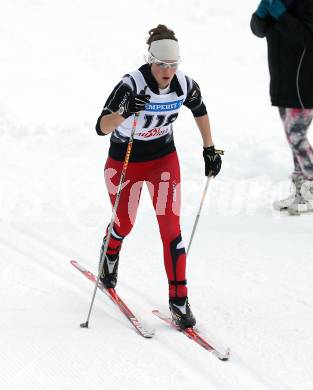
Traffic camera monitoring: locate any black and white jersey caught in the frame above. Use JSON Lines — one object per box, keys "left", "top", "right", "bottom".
{"left": 96, "top": 64, "right": 207, "bottom": 162}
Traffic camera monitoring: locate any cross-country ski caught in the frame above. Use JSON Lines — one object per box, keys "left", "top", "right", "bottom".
{"left": 152, "top": 309, "right": 230, "bottom": 361}
{"left": 71, "top": 260, "right": 154, "bottom": 338}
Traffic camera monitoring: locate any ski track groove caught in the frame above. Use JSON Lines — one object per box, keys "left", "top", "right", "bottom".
{"left": 0, "top": 222, "right": 300, "bottom": 389}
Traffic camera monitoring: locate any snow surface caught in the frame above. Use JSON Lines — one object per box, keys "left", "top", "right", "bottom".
{"left": 1, "top": 1, "right": 313, "bottom": 389}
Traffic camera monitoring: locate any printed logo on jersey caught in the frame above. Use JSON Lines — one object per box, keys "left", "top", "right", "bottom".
{"left": 145, "top": 99, "right": 184, "bottom": 112}
{"left": 136, "top": 127, "right": 170, "bottom": 139}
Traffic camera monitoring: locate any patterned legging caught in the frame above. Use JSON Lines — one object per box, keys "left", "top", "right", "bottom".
{"left": 279, "top": 108, "right": 313, "bottom": 180}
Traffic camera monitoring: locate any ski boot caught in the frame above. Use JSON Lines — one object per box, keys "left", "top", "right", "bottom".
{"left": 99, "top": 236, "right": 119, "bottom": 289}
{"left": 288, "top": 178, "right": 313, "bottom": 215}
{"left": 273, "top": 174, "right": 299, "bottom": 211}
{"left": 169, "top": 297, "right": 196, "bottom": 329}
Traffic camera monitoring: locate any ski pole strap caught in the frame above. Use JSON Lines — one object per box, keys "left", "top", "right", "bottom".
{"left": 169, "top": 279, "right": 187, "bottom": 286}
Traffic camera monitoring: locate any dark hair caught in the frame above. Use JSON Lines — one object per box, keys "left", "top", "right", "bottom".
{"left": 146, "top": 24, "right": 178, "bottom": 46}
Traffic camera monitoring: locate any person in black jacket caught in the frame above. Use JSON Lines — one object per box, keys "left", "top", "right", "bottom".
{"left": 251, "top": 0, "right": 313, "bottom": 215}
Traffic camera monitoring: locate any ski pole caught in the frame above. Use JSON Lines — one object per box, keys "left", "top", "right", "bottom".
{"left": 186, "top": 149, "right": 224, "bottom": 257}
{"left": 80, "top": 112, "right": 140, "bottom": 328}
{"left": 186, "top": 176, "right": 211, "bottom": 256}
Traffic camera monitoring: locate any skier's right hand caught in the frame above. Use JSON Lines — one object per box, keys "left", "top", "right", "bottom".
{"left": 120, "top": 94, "right": 150, "bottom": 118}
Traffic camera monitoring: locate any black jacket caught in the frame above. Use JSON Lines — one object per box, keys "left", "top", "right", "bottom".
{"left": 250, "top": 0, "right": 313, "bottom": 108}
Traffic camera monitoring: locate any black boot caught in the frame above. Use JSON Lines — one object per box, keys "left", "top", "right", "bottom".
{"left": 99, "top": 237, "right": 119, "bottom": 289}
{"left": 169, "top": 297, "right": 196, "bottom": 329}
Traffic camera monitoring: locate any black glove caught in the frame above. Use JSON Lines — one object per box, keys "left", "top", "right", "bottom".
{"left": 121, "top": 94, "right": 150, "bottom": 119}
{"left": 203, "top": 146, "right": 222, "bottom": 177}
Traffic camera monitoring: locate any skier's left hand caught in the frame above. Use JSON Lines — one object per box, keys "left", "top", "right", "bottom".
{"left": 203, "top": 146, "right": 222, "bottom": 177}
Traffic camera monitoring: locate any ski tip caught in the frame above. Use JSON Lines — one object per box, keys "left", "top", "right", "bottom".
{"left": 143, "top": 329, "right": 155, "bottom": 338}
{"left": 217, "top": 347, "right": 231, "bottom": 361}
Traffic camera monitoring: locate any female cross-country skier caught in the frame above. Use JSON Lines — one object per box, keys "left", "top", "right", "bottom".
{"left": 95, "top": 24, "right": 222, "bottom": 328}
{"left": 251, "top": 0, "right": 313, "bottom": 215}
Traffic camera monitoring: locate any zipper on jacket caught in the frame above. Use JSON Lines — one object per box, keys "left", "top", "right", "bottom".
{"left": 296, "top": 48, "right": 306, "bottom": 109}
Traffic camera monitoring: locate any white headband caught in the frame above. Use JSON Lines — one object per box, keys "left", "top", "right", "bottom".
{"left": 149, "top": 39, "right": 180, "bottom": 61}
